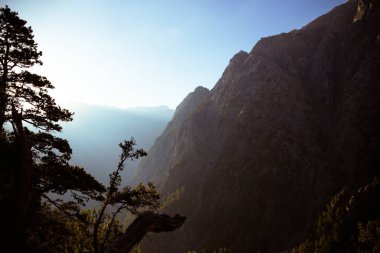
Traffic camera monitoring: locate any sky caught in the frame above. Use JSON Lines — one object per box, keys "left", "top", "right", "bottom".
{"left": 1, "top": 0, "right": 346, "bottom": 109}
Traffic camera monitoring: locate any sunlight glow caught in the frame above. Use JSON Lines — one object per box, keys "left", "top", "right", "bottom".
{"left": 4, "top": 0, "right": 345, "bottom": 109}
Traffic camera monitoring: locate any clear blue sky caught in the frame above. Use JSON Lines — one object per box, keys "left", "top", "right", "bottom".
{"left": 2, "top": 0, "right": 345, "bottom": 109}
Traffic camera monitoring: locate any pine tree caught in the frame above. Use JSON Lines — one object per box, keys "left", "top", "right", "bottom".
{"left": 0, "top": 6, "right": 105, "bottom": 251}
{"left": 0, "top": 6, "right": 185, "bottom": 252}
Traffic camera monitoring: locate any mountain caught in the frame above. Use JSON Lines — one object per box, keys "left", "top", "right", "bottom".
{"left": 133, "top": 0, "right": 380, "bottom": 252}
{"left": 133, "top": 86, "right": 210, "bottom": 185}
{"left": 59, "top": 103, "right": 173, "bottom": 184}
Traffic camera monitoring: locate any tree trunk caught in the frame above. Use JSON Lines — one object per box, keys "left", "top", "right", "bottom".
{"left": 11, "top": 106, "right": 33, "bottom": 249}
{"left": 104, "top": 212, "right": 186, "bottom": 253}
{"left": 0, "top": 78, "right": 8, "bottom": 133}
{"left": 0, "top": 39, "right": 10, "bottom": 133}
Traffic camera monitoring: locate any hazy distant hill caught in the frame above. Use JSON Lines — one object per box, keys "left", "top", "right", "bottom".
{"left": 59, "top": 103, "right": 173, "bottom": 184}
{"left": 133, "top": 0, "right": 380, "bottom": 252}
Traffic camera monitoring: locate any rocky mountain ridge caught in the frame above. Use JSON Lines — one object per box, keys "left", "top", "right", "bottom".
{"left": 133, "top": 0, "right": 380, "bottom": 251}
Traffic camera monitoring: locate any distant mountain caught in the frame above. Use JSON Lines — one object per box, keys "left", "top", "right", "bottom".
{"left": 59, "top": 103, "right": 173, "bottom": 184}
{"left": 133, "top": 0, "right": 380, "bottom": 252}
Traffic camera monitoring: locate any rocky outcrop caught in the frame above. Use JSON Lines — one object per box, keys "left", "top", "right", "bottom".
{"left": 134, "top": 0, "right": 380, "bottom": 252}
{"left": 132, "top": 86, "right": 210, "bottom": 186}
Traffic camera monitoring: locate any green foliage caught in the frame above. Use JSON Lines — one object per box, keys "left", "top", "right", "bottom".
{"left": 161, "top": 185, "right": 185, "bottom": 209}
{"left": 314, "top": 187, "right": 353, "bottom": 252}
{"left": 286, "top": 240, "right": 314, "bottom": 253}
{"left": 0, "top": 4, "right": 96, "bottom": 218}
{"left": 131, "top": 244, "right": 142, "bottom": 253}
{"left": 285, "top": 178, "right": 380, "bottom": 253}
{"left": 92, "top": 138, "right": 160, "bottom": 253}
{"left": 0, "top": 6, "right": 163, "bottom": 253}
{"left": 357, "top": 220, "right": 380, "bottom": 252}
{"left": 0, "top": 5, "right": 72, "bottom": 132}
{"left": 29, "top": 203, "right": 93, "bottom": 253}
{"left": 186, "top": 248, "right": 229, "bottom": 253}
{"left": 0, "top": 6, "right": 94, "bottom": 252}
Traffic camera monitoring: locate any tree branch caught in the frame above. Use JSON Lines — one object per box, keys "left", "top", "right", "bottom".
{"left": 101, "top": 204, "right": 126, "bottom": 253}
{"left": 104, "top": 212, "right": 186, "bottom": 253}
{"left": 41, "top": 193, "right": 79, "bottom": 222}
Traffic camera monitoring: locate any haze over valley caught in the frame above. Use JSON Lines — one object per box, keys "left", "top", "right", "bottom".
{"left": 59, "top": 103, "right": 174, "bottom": 184}
{"left": 0, "top": 1, "right": 379, "bottom": 252}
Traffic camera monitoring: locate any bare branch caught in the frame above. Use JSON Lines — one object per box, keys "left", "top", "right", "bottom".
{"left": 104, "top": 212, "right": 186, "bottom": 253}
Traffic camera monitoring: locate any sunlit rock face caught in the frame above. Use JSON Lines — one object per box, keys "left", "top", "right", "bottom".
{"left": 134, "top": 0, "right": 380, "bottom": 252}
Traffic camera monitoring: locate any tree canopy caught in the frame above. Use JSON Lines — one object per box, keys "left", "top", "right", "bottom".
{"left": 0, "top": 5, "right": 185, "bottom": 253}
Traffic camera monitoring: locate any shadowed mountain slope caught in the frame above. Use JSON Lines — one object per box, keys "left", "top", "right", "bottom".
{"left": 133, "top": 0, "right": 380, "bottom": 252}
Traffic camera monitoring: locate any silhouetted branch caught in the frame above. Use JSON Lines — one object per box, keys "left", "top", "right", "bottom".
{"left": 104, "top": 212, "right": 186, "bottom": 253}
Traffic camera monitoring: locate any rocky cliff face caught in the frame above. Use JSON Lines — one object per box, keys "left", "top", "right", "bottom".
{"left": 134, "top": 0, "right": 380, "bottom": 252}
{"left": 133, "top": 86, "right": 210, "bottom": 186}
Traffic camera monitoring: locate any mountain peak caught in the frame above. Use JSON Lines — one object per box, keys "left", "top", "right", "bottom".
{"left": 229, "top": 50, "right": 249, "bottom": 63}
{"left": 173, "top": 86, "right": 209, "bottom": 122}
{"left": 135, "top": 0, "right": 380, "bottom": 251}
{"left": 193, "top": 86, "right": 209, "bottom": 93}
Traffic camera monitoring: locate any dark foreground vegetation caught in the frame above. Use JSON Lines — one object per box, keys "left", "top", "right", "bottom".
{"left": 0, "top": 6, "right": 184, "bottom": 253}
{"left": 1, "top": 0, "right": 379, "bottom": 252}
